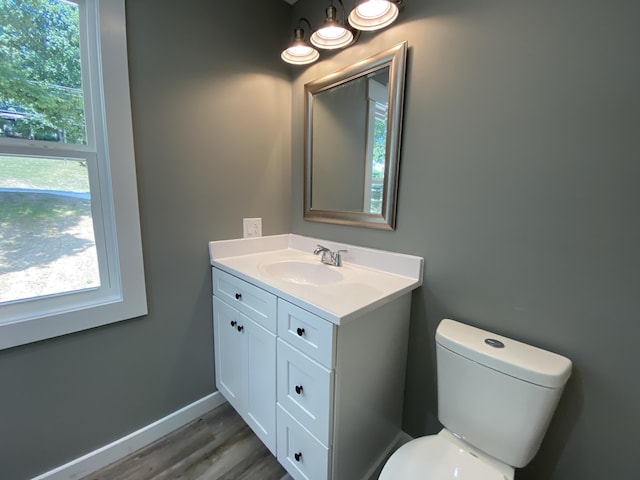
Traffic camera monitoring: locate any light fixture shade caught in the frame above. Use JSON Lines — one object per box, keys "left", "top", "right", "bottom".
{"left": 348, "top": 0, "right": 399, "bottom": 31}
{"left": 281, "top": 47, "right": 320, "bottom": 65}
{"left": 310, "top": 4, "right": 354, "bottom": 50}
{"left": 282, "top": 27, "right": 320, "bottom": 65}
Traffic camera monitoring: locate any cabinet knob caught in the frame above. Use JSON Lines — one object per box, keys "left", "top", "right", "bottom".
{"left": 295, "top": 385, "right": 303, "bottom": 395}
{"left": 237, "top": 325, "right": 244, "bottom": 332}
{"left": 296, "top": 327, "right": 305, "bottom": 337}
{"left": 294, "top": 452, "right": 302, "bottom": 462}
{"left": 235, "top": 293, "right": 242, "bottom": 300}
{"left": 230, "top": 320, "right": 237, "bottom": 327}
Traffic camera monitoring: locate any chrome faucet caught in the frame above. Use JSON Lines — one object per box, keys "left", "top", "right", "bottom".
{"left": 313, "top": 244, "right": 347, "bottom": 267}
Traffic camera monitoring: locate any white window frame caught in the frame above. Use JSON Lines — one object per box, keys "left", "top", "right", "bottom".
{"left": 0, "top": 0, "right": 147, "bottom": 350}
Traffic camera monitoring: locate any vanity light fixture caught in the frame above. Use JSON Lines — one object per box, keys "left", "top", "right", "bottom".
{"left": 348, "top": 0, "right": 400, "bottom": 31}
{"left": 310, "top": 1, "right": 354, "bottom": 50}
{"left": 281, "top": 0, "right": 402, "bottom": 65}
{"left": 281, "top": 18, "right": 320, "bottom": 65}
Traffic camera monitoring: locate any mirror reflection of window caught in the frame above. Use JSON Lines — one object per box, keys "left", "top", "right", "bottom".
{"left": 310, "top": 67, "right": 391, "bottom": 215}
{"left": 364, "top": 73, "right": 389, "bottom": 214}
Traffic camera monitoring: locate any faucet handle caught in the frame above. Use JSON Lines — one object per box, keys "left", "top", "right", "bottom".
{"left": 314, "top": 244, "right": 330, "bottom": 255}
{"left": 333, "top": 249, "right": 348, "bottom": 266}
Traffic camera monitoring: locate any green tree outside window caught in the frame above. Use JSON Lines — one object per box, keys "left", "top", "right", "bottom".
{"left": 0, "top": 0, "right": 86, "bottom": 144}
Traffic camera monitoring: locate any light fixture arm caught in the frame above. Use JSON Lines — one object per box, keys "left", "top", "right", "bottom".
{"left": 297, "top": 17, "right": 313, "bottom": 32}
{"left": 291, "top": 17, "right": 313, "bottom": 44}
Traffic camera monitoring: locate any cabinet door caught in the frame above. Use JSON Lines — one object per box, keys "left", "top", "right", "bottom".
{"left": 213, "top": 297, "right": 247, "bottom": 413}
{"left": 245, "top": 318, "right": 277, "bottom": 454}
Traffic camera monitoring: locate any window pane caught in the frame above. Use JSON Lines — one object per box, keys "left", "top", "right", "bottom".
{"left": 0, "top": 155, "right": 100, "bottom": 303}
{"left": 370, "top": 113, "right": 387, "bottom": 214}
{"left": 0, "top": 0, "right": 87, "bottom": 144}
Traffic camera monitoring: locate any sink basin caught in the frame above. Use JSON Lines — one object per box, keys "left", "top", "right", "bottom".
{"left": 261, "top": 261, "right": 343, "bottom": 286}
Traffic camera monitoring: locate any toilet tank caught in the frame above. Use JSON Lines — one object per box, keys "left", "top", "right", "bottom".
{"left": 436, "top": 319, "right": 572, "bottom": 468}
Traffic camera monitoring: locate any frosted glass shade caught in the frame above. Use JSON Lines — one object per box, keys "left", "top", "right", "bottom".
{"left": 348, "top": 0, "right": 399, "bottom": 31}
{"left": 282, "top": 27, "right": 320, "bottom": 65}
{"left": 310, "top": 25, "right": 354, "bottom": 50}
{"left": 281, "top": 45, "right": 320, "bottom": 65}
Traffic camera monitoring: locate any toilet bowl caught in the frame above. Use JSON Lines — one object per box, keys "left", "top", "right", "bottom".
{"left": 379, "top": 319, "right": 571, "bottom": 479}
{"left": 379, "top": 430, "right": 514, "bottom": 480}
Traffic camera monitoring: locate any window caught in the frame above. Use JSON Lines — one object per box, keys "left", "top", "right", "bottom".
{"left": 0, "top": 0, "right": 146, "bottom": 350}
{"left": 364, "top": 76, "right": 388, "bottom": 214}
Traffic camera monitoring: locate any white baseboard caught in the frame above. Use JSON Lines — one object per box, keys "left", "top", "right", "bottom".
{"left": 363, "top": 430, "right": 414, "bottom": 480}
{"left": 32, "top": 392, "right": 226, "bottom": 480}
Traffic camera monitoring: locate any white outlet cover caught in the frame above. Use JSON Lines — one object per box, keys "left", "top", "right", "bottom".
{"left": 243, "top": 218, "right": 262, "bottom": 238}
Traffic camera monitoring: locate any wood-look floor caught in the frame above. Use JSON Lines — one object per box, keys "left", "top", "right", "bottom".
{"left": 82, "top": 402, "right": 288, "bottom": 480}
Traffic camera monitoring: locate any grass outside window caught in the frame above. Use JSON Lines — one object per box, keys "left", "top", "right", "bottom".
{"left": 0, "top": 155, "right": 99, "bottom": 303}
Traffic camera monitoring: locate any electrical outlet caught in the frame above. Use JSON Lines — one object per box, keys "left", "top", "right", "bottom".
{"left": 243, "top": 218, "right": 262, "bottom": 238}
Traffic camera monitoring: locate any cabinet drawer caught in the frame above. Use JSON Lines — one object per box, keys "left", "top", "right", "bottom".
{"left": 278, "top": 299, "right": 335, "bottom": 368}
{"left": 277, "top": 405, "right": 329, "bottom": 480}
{"left": 213, "top": 268, "right": 277, "bottom": 333}
{"left": 277, "top": 339, "right": 333, "bottom": 445}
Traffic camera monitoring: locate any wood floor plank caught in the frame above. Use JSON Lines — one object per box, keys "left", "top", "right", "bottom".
{"left": 88, "top": 419, "right": 214, "bottom": 480}
{"left": 170, "top": 428, "right": 265, "bottom": 479}
{"left": 217, "top": 446, "right": 287, "bottom": 480}
{"left": 148, "top": 433, "right": 239, "bottom": 480}
{"left": 82, "top": 402, "right": 286, "bottom": 480}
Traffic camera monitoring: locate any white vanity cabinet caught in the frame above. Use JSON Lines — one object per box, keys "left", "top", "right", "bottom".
{"left": 212, "top": 267, "right": 413, "bottom": 480}
{"left": 210, "top": 234, "right": 423, "bottom": 480}
{"left": 212, "top": 269, "right": 277, "bottom": 454}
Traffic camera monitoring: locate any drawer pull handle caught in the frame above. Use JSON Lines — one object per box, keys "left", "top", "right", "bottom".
{"left": 230, "top": 321, "right": 237, "bottom": 327}
{"left": 237, "top": 325, "right": 244, "bottom": 332}
{"left": 294, "top": 452, "right": 302, "bottom": 462}
{"left": 296, "top": 327, "right": 305, "bottom": 337}
{"left": 235, "top": 293, "right": 242, "bottom": 300}
{"left": 295, "top": 385, "right": 303, "bottom": 395}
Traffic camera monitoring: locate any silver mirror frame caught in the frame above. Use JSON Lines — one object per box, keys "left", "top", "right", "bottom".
{"left": 304, "top": 41, "right": 408, "bottom": 230}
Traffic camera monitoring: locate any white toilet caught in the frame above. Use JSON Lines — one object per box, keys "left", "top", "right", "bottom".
{"left": 379, "top": 319, "right": 572, "bottom": 480}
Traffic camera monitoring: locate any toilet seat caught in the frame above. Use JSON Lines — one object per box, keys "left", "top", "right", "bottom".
{"left": 379, "top": 430, "right": 514, "bottom": 480}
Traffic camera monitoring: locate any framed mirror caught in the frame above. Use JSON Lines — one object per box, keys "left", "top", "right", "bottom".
{"left": 304, "top": 41, "right": 407, "bottom": 230}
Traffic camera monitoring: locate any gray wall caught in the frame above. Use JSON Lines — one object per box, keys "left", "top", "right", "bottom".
{"left": 0, "top": 0, "right": 291, "bottom": 478}
{"left": 2, "top": 0, "right": 639, "bottom": 478}
{"left": 292, "top": 0, "right": 640, "bottom": 479}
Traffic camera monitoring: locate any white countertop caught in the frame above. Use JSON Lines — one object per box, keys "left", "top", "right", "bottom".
{"left": 209, "top": 234, "right": 423, "bottom": 324}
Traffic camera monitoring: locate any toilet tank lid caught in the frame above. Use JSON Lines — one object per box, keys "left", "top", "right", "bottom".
{"left": 436, "top": 319, "right": 572, "bottom": 388}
